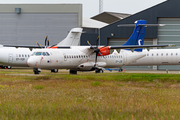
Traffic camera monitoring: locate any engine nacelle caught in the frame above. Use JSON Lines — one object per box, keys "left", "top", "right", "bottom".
{"left": 98, "top": 46, "right": 110, "bottom": 56}
{"left": 47, "top": 46, "right": 58, "bottom": 49}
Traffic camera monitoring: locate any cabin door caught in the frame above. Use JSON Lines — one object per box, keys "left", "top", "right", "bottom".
{"left": 8, "top": 54, "right": 13, "bottom": 63}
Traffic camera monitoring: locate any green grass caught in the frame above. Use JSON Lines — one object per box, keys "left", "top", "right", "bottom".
{"left": 0, "top": 69, "right": 180, "bottom": 119}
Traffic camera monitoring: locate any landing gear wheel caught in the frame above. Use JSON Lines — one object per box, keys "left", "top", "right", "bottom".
{"left": 95, "top": 69, "right": 103, "bottom": 73}
{"left": 99, "top": 69, "right": 104, "bottom": 73}
{"left": 70, "top": 70, "right": 77, "bottom": 75}
{"left": 7, "top": 66, "right": 12, "bottom": 69}
{"left": 51, "top": 69, "right": 59, "bottom": 73}
{"left": 33, "top": 68, "right": 41, "bottom": 74}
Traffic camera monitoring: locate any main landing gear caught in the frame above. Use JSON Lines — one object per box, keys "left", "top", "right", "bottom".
{"left": 0, "top": 65, "right": 11, "bottom": 69}
{"left": 95, "top": 69, "right": 104, "bottom": 73}
{"left": 51, "top": 69, "right": 59, "bottom": 73}
{"left": 70, "top": 70, "right": 77, "bottom": 75}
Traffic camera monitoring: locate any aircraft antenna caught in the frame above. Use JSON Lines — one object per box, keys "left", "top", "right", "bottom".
{"left": 99, "top": 0, "right": 103, "bottom": 13}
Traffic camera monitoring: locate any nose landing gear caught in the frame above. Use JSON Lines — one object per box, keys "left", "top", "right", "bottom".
{"left": 33, "top": 68, "right": 41, "bottom": 74}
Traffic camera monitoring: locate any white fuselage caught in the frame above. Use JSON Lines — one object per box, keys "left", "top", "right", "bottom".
{"left": 127, "top": 49, "right": 180, "bottom": 66}
{"left": 27, "top": 46, "right": 146, "bottom": 71}
{"left": 0, "top": 47, "right": 32, "bottom": 67}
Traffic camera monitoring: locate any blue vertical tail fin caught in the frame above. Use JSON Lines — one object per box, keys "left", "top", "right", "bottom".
{"left": 123, "top": 20, "right": 146, "bottom": 52}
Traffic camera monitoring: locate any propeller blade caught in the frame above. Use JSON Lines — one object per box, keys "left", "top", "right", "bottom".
{"left": 98, "top": 52, "right": 103, "bottom": 56}
{"left": 87, "top": 41, "right": 92, "bottom": 47}
{"left": 47, "top": 39, "right": 49, "bottom": 46}
{"left": 36, "top": 42, "right": 40, "bottom": 47}
{"left": 96, "top": 36, "right": 100, "bottom": 48}
{"left": 98, "top": 52, "right": 106, "bottom": 59}
{"left": 36, "top": 42, "right": 43, "bottom": 48}
{"left": 45, "top": 35, "right": 48, "bottom": 47}
{"left": 95, "top": 53, "right": 98, "bottom": 67}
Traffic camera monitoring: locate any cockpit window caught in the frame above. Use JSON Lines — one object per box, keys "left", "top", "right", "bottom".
{"left": 42, "top": 52, "right": 47, "bottom": 56}
{"left": 46, "top": 52, "right": 50, "bottom": 56}
{"left": 32, "top": 52, "right": 50, "bottom": 56}
{"left": 35, "top": 52, "right": 42, "bottom": 56}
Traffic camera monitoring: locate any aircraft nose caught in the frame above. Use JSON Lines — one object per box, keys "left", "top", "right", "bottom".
{"left": 27, "top": 57, "right": 36, "bottom": 67}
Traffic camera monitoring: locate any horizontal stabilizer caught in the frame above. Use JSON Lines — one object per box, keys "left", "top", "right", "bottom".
{"left": 118, "top": 24, "right": 165, "bottom": 27}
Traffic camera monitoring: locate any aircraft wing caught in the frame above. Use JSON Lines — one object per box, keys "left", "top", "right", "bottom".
{"left": 89, "top": 44, "right": 175, "bottom": 50}
{"left": 3, "top": 45, "right": 71, "bottom": 49}
{"left": 3, "top": 45, "right": 43, "bottom": 48}
{"left": 88, "top": 44, "right": 176, "bottom": 56}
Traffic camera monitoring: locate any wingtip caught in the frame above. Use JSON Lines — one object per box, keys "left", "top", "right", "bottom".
{"left": 168, "top": 44, "right": 176, "bottom": 47}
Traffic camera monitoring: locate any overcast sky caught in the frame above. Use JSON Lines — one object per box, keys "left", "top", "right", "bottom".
{"left": 0, "top": 0, "right": 167, "bottom": 18}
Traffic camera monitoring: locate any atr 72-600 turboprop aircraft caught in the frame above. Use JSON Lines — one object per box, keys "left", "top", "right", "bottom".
{"left": 27, "top": 20, "right": 173, "bottom": 74}
{"left": 0, "top": 28, "right": 83, "bottom": 72}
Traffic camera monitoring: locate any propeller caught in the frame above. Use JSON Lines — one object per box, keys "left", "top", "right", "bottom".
{"left": 87, "top": 36, "right": 106, "bottom": 67}
{"left": 36, "top": 35, "right": 50, "bottom": 48}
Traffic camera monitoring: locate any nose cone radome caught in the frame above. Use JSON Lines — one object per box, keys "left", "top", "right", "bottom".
{"left": 27, "top": 57, "right": 36, "bottom": 67}
{"left": 125, "top": 51, "right": 146, "bottom": 65}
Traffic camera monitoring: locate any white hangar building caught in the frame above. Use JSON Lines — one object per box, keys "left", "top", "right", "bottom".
{"left": 0, "top": 4, "right": 82, "bottom": 46}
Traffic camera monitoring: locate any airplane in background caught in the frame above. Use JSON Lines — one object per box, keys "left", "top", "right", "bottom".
{"left": 115, "top": 22, "right": 180, "bottom": 68}
{"left": 0, "top": 28, "right": 83, "bottom": 72}
{"left": 127, "top": 47, "right": 180, "bottom": 67}
{"left": 27, "top": 20, "right": 173, "bottom": 74}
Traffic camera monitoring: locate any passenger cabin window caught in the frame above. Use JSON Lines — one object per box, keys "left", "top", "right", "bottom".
{"left": 161, "top": 53, "right": 163, "bottom": 56}
{"left": 166, "top": 53, "right": 168, "bottom": 56}
{"left": 147, "top": 54, "right": 149, "bottom": 56}
{"left": 171, "top": 53, "right": 173, "bottom": 56}
{"left": 176, "top": 53, "right": 178, "bottom": 56}
{"left": 152, "top": 54, "right": 153, "bottom": 56}
{"left": 19, "top": 54, "right": 21, "bottom": 57}
{"left": 157, "top": 53, "right": 158, "bottom": 56}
